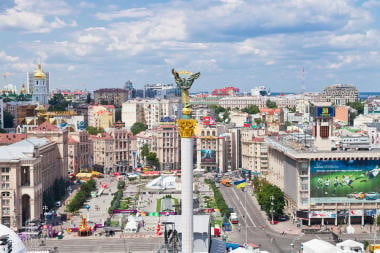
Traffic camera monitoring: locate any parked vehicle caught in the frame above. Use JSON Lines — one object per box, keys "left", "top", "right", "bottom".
{"left": 221, "top": 179, "right": 231, "bottom": 187}
{"left": 230, "top": 213, "right": 239, "bottom": 224}
{"left": 366, "top": 192, "right": 378, "bottom": 200}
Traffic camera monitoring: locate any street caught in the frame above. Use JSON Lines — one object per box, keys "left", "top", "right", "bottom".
{"left": 25, "top": 237, "right": 162, "bottom": 253}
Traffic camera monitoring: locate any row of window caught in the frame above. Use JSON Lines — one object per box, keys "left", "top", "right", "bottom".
{"left": 1, "top": 168, "right": 10, "bottom": 173}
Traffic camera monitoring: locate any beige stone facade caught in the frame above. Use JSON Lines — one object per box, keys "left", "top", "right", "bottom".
{"left": 151, "top": 124, "right": 180, "bottom": 170}
{"left": 88, "top": 105, "right": 115, "bottom": 129}
{"left": 68, "top": 131, "right": 91, "bottom": 174}
{"left": 121, "top": 98, "right": 179, "bottom": 129}
{"left": 240, "top": 128, "right": 268, "bottom": 176}
{"left": 0, "top": 138, "right": 62, "bottom": 230}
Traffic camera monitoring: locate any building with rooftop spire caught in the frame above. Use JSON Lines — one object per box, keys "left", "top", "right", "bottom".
{"left": 27, "top": 64, "right": 50, "bottom": 104}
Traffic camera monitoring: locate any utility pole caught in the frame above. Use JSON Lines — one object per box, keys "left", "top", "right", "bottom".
{"left": 270, "top": 195, "right": 275, "bottom": 225}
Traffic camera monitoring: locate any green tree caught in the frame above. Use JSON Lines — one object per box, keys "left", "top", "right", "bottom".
{"left": 131, "top": 122, "right": 147, "bottom": 135}
{"left": 86, "top": 126, "right": 105, "bottom": 135}
{"left": 242, "top": 105, "right": 260, "bottom": 114}
{"left": 141, "top": 144, "right": 149, "bottom": 159}
{"left": 146, "top": 152, "right": 159, "bottom": 167}
{"left": 3, "top": 110, "right": 14, "bottom": 128}
{"left": 347, "top": 101, "right": 364, "bottom": 114}
{"left": 266, "top": 99, "right": 277, "bottom": 108}
{"left": 257, "top": 183, "right": 285, "bottom": 218}
{"left": 48, "top": 93, "right": 69, "bottom": 111}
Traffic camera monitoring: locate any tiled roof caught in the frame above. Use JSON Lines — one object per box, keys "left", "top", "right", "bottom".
{"left": 0, "top": 133, "right": 27, "bottom": 145}
{"left": 34, "top": 121, "right": 58, "bottom": 131}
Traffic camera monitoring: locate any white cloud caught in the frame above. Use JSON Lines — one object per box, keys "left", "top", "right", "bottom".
{"left": 78, "top": 1, "right": 95, "bottom": 9}
{"left": 0, "top": 0, "right": 74, "bottom": 33}
{"left": 0, "top": 51, "right": 19, "bottom": 62}
{"left": 95, "top": 8, "right": 152, "bottom": 21}
{"left": 67, "top": 65, "right": 75, "bottom": 71}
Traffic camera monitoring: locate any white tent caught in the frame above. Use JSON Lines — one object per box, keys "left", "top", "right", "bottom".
{"left": 302, "top": 239, "right": 336, "bottom": 253}
{"left": 0, "top": 224, "right": 27, "bottom": 253}
{"left": 124, "top": 219, "right": 138, "bottom": 233}
{"left": 336, "top": 239, "right": 364, "bottom": 253}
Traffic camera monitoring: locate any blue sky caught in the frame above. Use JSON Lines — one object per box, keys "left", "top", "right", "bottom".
{"left": 0, "top": 0, "right": 380, "bottom": 93}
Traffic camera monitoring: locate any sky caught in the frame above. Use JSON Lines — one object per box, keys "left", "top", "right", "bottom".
{"left": 0, "top": 0, "right": 380, "bottom": 93}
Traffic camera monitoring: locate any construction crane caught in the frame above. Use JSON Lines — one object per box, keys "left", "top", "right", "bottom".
{"left": 2, "top": 72, "right": 12, "bottom": 88}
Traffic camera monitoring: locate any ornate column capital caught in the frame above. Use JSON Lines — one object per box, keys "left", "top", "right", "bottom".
{"left": 177, "top": 119, "right": 197, "bottom": 138}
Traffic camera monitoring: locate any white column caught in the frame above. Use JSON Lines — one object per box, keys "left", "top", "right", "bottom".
{"left": 181, "top": 137, "right": 194, "bottom": 253}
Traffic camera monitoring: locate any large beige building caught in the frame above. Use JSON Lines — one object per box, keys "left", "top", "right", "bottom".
{"left": 321, "top": 84, "right": 358, "bottom": 106}
{"left": 240, "top": 127, "right": 268, "bottom": 176}
{"left": 151, "top": 124, "right": 180, "bottom": 170}
{"left": 89, "top": 133, "right": 114, "bottom": 172}
{"left": 68, "top": 131, "right": 91, "bottom": 174}
{"left": 88, "top": 105, "right": 115, "bottom": 129}
{"left": 266, "top": 136, "right": 380, "bottom": 226}
{"left": 0, "top": 137, "right": 62, "bottom": 230}
{"left": 27, "top": 121, "right": 68, "bottom": 179}
{"left": 121, "top": 98, "right": 179, "bottom": 129}
{"left": 108, "top": 128, "right": 136, "bottom": 172}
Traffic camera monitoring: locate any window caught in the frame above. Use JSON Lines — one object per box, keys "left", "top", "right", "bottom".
{"left": 1, "top": 199, "right": 10, "bottom": 206}
{"left": 1, "top": 183, "right": 10, "bottom": 189}
{"left": 1, "top": 168, "right": 10, "bottom": 173}
{"left": 1, "top": 175, "right": 9, "bottom": 181}
{"left": 2, "top": 208, "right": 10, "bottom": 215}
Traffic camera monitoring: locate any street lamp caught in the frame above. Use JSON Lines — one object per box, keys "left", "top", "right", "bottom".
{"left": 270, "top": 195, "right": 274, "bottom": 225}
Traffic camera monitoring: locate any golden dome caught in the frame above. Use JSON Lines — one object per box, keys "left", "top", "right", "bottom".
{"left": 20, "top": 83, "right": 27, "bottom": 94}
{"left": 34, "top": 64, "right": 46, "bottom": 79}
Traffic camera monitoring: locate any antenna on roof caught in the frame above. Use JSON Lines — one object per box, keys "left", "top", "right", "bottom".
{"left": 301, "top": 66, "right": 305, "bottom": 94}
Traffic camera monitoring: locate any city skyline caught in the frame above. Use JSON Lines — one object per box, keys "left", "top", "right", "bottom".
{"left": 0, "top": 0, "right": 380, "bottom": 93}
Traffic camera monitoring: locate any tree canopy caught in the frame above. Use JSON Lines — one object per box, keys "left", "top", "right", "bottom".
{"left": 86, "top": 126, "right": 105, "bottom": 135}
{"left": 48, "top": 93, "right": 69, "bottom": 111}
{"left": 347, "top": 101, "right": 364, "bottom": 114}
{"left": 242, "top": 104, "right": 260, "bottom": 114}
{"left": 131, "top": 122, "right": 147, "bottom": 135}
{"left": 266, "top": 99, "right": 277, "bottom": 109}
{"left": 254, "top": 177, "right": 285, "bottom": 219}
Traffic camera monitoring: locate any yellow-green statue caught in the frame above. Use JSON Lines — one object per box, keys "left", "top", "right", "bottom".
{"left": 172, "top": 68, "right": 200, "bottom": 109}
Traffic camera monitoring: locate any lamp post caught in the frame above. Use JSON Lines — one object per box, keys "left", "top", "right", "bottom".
{"left": 270, "top": 195, "right": 275, "bottom": 225}
{"left": 43, "top": 205, "right": 48, "bottom": 224}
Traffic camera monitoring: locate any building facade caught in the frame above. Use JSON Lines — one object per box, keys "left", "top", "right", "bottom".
{"left": 151, "top": 124, "right": 180, "bottom": 170}
{"left": 68, "top": 131, "right": 91, "bottom": 174}
{"left": 266, "top": 136, "right": 380, "bottom": 226}
{"left": 88, "top": 105, "right": 115, "bottom": 129}
{"left": 0, "top": 137, "right": 62, "bottom": 230}
{"left": 321, "top": 84, "right": 358, "bottom": 106}
{"left": 28, "top": 64, "right": 49, "bottom": 104}
{"left": 94, "top": 88, "right": 128, "bottom": 107}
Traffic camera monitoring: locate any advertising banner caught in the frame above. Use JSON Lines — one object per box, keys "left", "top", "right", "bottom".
{"left": 310, "top": 160, "right": 380, "bottom": 203}
{"left": 350, "top": 210, "right": 363, "bottom": 216}
{"left": 201, "top": 149, "right": 216, "bottom": 163}
{"left": 309, "top": 210, "right": 337, "bottom": 218}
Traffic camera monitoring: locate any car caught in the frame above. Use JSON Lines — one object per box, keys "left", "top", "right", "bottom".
{"left": 278, "top": 215, "right": 289, "bottom": 221}
{"left": 366, "top": 192, "right": 378, "bottom": 200}
{"left": 269, "top": 220, "right": 278, "bottom": 225}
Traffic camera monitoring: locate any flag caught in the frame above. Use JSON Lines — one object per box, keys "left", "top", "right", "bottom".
{"left": 234, "top": 179, "right": 246, "bottom": 186}
{"left": 236, "top": 182, "right": 247, "bottom": 189}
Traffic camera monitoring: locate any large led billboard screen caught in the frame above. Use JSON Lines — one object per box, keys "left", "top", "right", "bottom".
{"left": 201, "top": 149, "right": 216, "bottom": 163}
{"left": 310, "top": 160, "right": 380, "bottom": 203}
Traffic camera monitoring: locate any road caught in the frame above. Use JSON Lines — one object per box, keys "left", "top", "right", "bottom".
{"left": 25, "top": 237, "right": 162, "bottom": 253}
{"left": 219, "top": 185, "right": 341, "bottom": 252}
